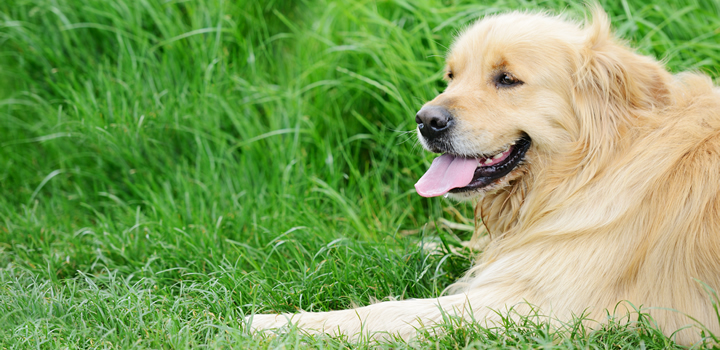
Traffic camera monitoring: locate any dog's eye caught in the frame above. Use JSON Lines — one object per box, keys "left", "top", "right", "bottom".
{"left": 446, "top": 71, "right": 454, "bottom": 80}
{"left": 496, "top": 73, "right": 522, "bottom": 88}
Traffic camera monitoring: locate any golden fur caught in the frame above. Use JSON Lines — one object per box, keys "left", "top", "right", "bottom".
{"left": 249, "top": 7, "right": 720, "bottom": 344}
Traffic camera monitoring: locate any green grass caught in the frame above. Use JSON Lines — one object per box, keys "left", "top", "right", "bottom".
{"left": 1, "top": 0, "right": 719, "bottom": 348}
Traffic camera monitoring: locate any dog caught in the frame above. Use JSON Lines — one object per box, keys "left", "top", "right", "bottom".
{"left": 249, "top": 6, "right": 720, "bottom": 344}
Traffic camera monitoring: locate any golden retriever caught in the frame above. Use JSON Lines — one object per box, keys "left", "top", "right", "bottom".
{"left": 249, "top": 6, "right": 720, "bottom": 344}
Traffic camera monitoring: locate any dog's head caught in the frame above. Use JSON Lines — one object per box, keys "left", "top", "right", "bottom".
{"left": 414, "top": 7, "right": 669, "bottom": 201}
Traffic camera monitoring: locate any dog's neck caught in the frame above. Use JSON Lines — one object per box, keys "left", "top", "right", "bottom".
{"left": 475, "top": 130, "right": 636, "bottom": 243}
{"left": 475, "top": 171, "right": 533, "bottom": 238}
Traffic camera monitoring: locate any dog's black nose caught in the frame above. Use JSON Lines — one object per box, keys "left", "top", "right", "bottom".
{"left": 415, "top": 106, "right": 454, "bottom": 140}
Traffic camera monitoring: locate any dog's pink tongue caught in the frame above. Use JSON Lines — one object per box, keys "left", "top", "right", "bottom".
{"left": 415, "top": 154, "right": 479, "bottom": 197}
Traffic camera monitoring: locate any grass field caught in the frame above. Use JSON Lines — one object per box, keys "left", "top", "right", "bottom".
{"left": 1, "top": 0, "right": 720, "bottom": 348}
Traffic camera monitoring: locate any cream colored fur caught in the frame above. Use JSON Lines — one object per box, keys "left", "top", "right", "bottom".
{"left": 249, "top": 7, "right": 720, "bottom": 344}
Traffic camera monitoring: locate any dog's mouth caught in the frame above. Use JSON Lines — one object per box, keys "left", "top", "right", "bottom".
{"left": 415, "top": 135, "right": 531, "bottom": 197}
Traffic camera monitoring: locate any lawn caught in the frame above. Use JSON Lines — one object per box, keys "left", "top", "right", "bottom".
{"left": 1, "top": 0, "right": 719, "bottom": 348}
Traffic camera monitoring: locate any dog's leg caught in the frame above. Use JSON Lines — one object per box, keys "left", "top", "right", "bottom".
{"left": 248, "top": 292, "right": 491, "bottom": 340}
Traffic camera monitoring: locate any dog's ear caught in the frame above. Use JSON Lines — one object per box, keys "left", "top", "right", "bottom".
{"left": 572, "top": 5, "right": 669, "bottom": 150}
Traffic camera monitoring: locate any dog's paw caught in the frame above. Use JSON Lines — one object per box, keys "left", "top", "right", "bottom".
{"left": 246, "top": 313, "right": 287, "bottom": 330}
